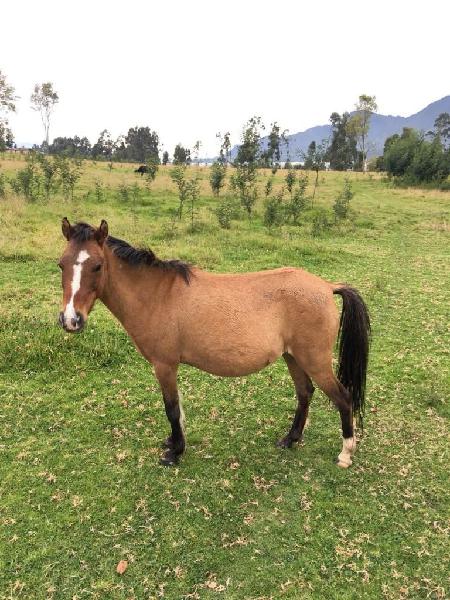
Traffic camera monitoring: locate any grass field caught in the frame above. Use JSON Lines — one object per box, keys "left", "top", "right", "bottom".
{"left": 0, "top": 157, "right": 449, "bottom": 599}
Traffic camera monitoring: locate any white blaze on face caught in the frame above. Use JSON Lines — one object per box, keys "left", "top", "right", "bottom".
{"left": 64, "top": 250, "right": 90, "bottom": 328}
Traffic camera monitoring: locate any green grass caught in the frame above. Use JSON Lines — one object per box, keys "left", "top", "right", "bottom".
{"left": 0, "top": 161, "right": 449, "bottom": 599}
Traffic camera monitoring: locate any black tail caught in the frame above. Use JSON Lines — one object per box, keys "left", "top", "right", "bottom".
{"left": 333, "top": 286, "right": 371, "bottom": 429}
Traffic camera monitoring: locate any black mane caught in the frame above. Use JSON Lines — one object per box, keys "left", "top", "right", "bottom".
{"left": 70, "top": 223, "right": 192, "bottom": 284}
{"left": 107, "top": 236, "right": 192, "bottom": 284}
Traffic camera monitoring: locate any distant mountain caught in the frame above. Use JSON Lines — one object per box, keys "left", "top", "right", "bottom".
{"left": 230, "top": 96, "right": 450, "bottom": 161}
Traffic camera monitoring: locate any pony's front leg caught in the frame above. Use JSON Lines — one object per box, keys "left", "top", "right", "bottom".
{"left": 153, "top": 362, "right": 185, "bottom": 466}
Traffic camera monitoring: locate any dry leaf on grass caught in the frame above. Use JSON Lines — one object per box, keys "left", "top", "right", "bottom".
{"left": 116, "top": 559, "right": 128, "bottom": 575}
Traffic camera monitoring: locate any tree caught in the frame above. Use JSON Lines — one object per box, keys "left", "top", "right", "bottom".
{"left": 0, "top": 69, "right": 17, "bottom": 150}
{"left": 113, "top": 135, "right": 127, "bottom": 162}
{"left": 162, "top": 150, "right": 169, "bottom": 165}
{"left": 262, "top": 122, "right": 282, "bottom": 168}
{"left": 217, "top": 131, "right": 232, "bottom": 164}
{"left": 235, "top": 116, "right": 264, "bottom": 165}
{"left": 282, "top": 129, "right": 290, "bottom": 162}
{"left": 30, "top": 82, "right": 59, "bottom": 149}
{"left": 327, "top": 112, "right": 358, "bottom": 170}
{"left": 347, "top": 94, "right": 377, "bottom": 172}
{"left": 408, "top": 137, "right": 449, "bottom": 183}
{"left": 48, "top": 136, "right": 91, "bottom": 157}
{"left": 124, "top": 126, "right": 159, "bottom": 163}
{"left": 173, "top": 144, "right": 191, "bottom": 165}
{"left": 193, "top": 140, "right": 202, "bottom": 165}
{"left": 231, "top": 117, "right": 264, "bottom": 216}
{"left": 91, "top": 130, "right": 117, "bottom": 167}
{"left": 0, "top": 120, "right": 14, "bottom": 151}
{"left": 433, "top": 113, "right": 450, "bottom": 148}
{"left": 383, "top": 128, "right": 419, "bottom": 177}
{"left": 0, "top": 70, "right": 17, "bottom": 114}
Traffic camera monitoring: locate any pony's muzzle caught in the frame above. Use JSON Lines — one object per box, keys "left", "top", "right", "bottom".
{"left": 59, "top": 311, "right": 85, "bottom": 333}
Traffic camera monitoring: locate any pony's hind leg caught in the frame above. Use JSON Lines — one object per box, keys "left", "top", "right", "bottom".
{"left": 277, "top": 354, "right": 314, "bottom": 448}
{"left": 153, "top": 362, "right": 185, "bottom": 466}
{"left": 311, "top": 369, "right": 355, "bottom": 468}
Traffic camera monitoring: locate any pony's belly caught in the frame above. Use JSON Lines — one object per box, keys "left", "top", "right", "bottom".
{"left": 181, "top": 342, "right": 284, "bottom": 377}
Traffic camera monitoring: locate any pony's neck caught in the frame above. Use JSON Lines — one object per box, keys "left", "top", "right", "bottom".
{"left": 99, "top": 244, "right": 161, "bottom": 331}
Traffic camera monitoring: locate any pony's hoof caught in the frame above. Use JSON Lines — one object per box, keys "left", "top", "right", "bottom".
{"left": 336, "top": 457, "right": 352, "bottom": 468}
{"left": 159, "top": 451, "right": 179, "bottom": 466}
{"left": 276, "top": 435, "right": 301, "bottom": 449}
{"left": 276, "top": 438, "right": 292, "bottom": 448}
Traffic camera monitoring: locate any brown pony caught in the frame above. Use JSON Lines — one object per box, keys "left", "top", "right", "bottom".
{"left": 58, "top": 218, "right": 370, "bottom": 468}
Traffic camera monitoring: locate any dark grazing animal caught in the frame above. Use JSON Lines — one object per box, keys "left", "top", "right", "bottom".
{"left": 134, "top": 165, "right": 149, "bottom": 176}
{"left": 58, "top": 218, "right": 371, "bottom": 468}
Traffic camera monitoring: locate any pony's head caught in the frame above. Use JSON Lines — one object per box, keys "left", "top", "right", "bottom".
{"left": 58, "top": 218, "right": 108, "bottom": 332}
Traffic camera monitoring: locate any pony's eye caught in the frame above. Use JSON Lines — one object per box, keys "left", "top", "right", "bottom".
{"left": 92, "top": 263, "right": 102, "bottom": 272}
{"left": 58, "top": 262, "right": 63, "bottom": 270}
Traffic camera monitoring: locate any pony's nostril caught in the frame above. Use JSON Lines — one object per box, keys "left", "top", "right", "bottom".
{"left": 71, "top": 312, "right": 84, "bottom": 329}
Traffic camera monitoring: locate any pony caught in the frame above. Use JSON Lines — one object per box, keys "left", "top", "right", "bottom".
{"left": 58, "top": 218, "right": 370, "bottom": 468}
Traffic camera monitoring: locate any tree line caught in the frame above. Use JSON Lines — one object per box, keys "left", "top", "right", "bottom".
{"left": 375, "top": 117, "right": 450, "bottom": 186}
{"left": 1, "top": 67, "right": 449, "bottom": 187}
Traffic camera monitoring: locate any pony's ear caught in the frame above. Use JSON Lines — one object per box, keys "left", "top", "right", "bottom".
{"left": 62, "top": 217, "right": 72, "bottom": 240}
{"left": 95, "top": 220, "right": 108, "bottom": 245}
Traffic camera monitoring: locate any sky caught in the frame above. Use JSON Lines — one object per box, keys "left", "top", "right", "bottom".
{"left": 1, "top": 0, "right": 449, "bottom": 157}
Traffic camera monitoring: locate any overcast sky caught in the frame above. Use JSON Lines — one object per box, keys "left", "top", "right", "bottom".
{"left": 2, "top": 0, "right": 449, "bottom": 156}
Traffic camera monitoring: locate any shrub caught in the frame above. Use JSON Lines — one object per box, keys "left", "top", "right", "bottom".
{"left": 94, "top": 179, "right": 105, "bottom": 203}
{"left": 170, "top": 166, "right": 200, "bottom": 226}
{"left": 264, "top": 190, "right": 285, "bottom": 228}
{"left": 407, "top": 138, "right": 449, "bottom": 183}
{"left": 0, "top": 172, "right": 6, "bottom": 198}
{"left": 287, "top": 173, "right": 308, "bottom": 224}
{"left": 186, "top": 177, "right": 200, "bottom": 231}
{"left": 117, "top": 183, "right": 130, "bottom": 202}
{"left": 215, "top": 196, "right": 234, "bottom": 229}
{"left": 54, "top": 155, "right": 83, "bottom": 201}
{"left": 230, "top": 164, "right": 258, "bottom": 217}
{"left": 36, "top": 153, "right": 59, "bottom": 199}
{"left": 333, "top": 178, "right": 353, "bottom": 221}
{"left": 264, "top": 177, "right": 273, "bottom": 198}
{"left": 10, "top": 153, "right": 42, "bottom": 201}
{"left": 170, "top": 166, "right": 189, "bottom": 219}
{"left": 311, "top": 210, "right": 331, "bottom": 237}
{"left": 285, "top": 169, "right": 296, "bottom": 195}
{"left": 383, "top": 128, "right": 450, "bottom": 185}
{"left": 145, "top": 158, "right": 159, "bottom": 184}
{"left": 209, "top": 161, "right": 227, "bottom": 196}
